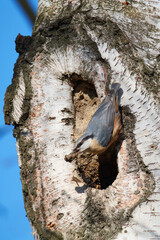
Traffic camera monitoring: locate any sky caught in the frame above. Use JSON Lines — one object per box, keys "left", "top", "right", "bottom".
{"left": 0, "top": 1, "right": 38, "bottom": 240}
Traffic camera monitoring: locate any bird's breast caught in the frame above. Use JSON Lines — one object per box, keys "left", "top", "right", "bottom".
{"left": 89, "top": 138, "right": 108, "bottom": 154}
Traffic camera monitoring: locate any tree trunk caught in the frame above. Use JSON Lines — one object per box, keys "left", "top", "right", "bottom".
{"left": 4, "top": 1, "right": 160, "bottom": 239}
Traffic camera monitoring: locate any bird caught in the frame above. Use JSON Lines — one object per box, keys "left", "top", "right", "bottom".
{"left": 122, "top": 0, "right": 131, "bottom": 6}
{"left": 73, "top": 83, "right": 122, "bottom": 154}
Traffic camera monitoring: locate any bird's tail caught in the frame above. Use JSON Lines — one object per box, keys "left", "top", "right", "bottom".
{"left": 111, "top": 83, "right": 120, "bottom": 94}
{"left": 111, "top": 83, "right": 121, "bottom": 112}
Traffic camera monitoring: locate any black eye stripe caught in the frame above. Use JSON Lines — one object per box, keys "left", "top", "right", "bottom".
{"left": 76, "top": 134, "right": 94, "bottom": 149}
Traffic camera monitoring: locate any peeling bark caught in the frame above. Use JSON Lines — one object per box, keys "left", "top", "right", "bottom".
{"left": 4, "top": 1, "right": 160, "bottom": 240}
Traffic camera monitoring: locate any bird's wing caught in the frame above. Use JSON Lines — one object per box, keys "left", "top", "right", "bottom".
{"left": 86, "top": 97, "right": 116, "bottom": 147}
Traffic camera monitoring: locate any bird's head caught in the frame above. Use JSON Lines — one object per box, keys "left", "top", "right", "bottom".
{"left": 73, "top": 134, "right": 93, "bottom": 153}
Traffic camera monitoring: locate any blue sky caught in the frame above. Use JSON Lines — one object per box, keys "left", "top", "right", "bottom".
{"left": 0, "top": 1, "right": 38, "bottom": 239}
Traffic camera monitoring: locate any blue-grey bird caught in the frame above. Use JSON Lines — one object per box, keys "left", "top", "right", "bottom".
{"left": 73, "top": 83, "right": 122, "bottom": 154}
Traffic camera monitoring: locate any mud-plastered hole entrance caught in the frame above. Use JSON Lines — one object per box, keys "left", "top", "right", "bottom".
{"left": 67, "top": 73, "right": 122, "bottom": 189}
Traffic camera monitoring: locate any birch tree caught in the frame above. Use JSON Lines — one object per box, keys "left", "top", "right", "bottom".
{"left": 4, "top": 0, "right": 160, "bottom": 239}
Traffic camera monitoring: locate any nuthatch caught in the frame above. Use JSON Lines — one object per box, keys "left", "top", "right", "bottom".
{"left": 122, "top": 0, "right": 132, "bottom": 5}
{"left": 73, "top": 83, "right": 122, "bottom": 154}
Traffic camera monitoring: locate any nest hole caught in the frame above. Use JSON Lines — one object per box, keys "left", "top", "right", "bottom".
{"left": 69, "top": 73, "right": 121, "bottom": 189}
